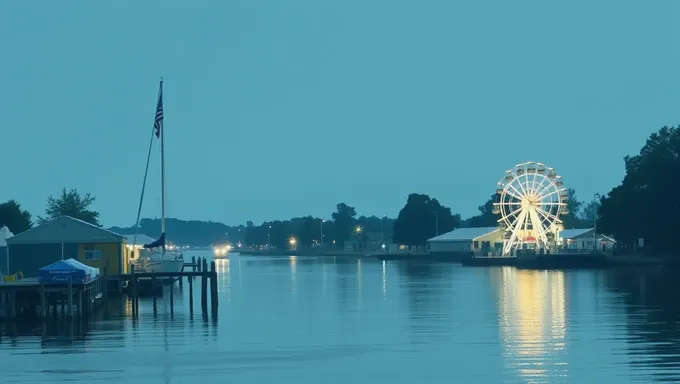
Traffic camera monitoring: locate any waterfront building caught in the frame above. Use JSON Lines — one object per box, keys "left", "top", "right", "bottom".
{"left": 427, "top": 227, "right": 504, "bottom": 255}
{"left": 4, "top": 216, "right": 132, "bottom": 277}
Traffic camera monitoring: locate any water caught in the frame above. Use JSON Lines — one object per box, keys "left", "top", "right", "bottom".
{"left": 1, "top": 251, "right": 680, "bottom": 383}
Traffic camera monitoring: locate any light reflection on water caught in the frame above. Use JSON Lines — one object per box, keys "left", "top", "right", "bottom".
{"left": 2, "top": 251, "right": 680, "bottom": 383}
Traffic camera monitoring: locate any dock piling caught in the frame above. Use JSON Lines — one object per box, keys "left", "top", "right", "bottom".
{"left": 210, "top": 261, "right": 218, "bottom": 313}
{"left": 201, "top": 258, "right": 208, "bottom": 314}
{"left": 170, "top": 283, "right": 174, "bottom": 316}
{"left": 152, "top": 271, "right": 157, "bottom": 316}
{"left": 40, "top": 282, "right": 46, "bottom": 319}
{"left": 189, "top": 272, "right": 194, "bottom": 315}
{"left": 67, "top": 277, "right": 73, "bottom": 319}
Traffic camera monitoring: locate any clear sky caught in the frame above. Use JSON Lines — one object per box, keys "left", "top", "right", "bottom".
{"left": 1, "top": 0, "right": 677, "bottom": 227}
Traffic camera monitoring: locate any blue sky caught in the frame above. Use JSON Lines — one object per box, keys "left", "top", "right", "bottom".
{"left": 0, "top": 0, "right": 677, "bottom": 227}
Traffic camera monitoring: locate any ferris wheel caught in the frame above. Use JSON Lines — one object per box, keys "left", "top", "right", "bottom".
{"left": 492, "top": 161, "right": 568, "bottom": 255}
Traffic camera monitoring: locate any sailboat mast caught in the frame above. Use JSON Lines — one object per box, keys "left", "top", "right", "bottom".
{"left": 159, "top": 79, "right": 166, "bottom": 237}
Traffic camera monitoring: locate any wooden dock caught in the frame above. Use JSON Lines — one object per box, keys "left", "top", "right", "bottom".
{"left": 123, "top": 257, "right": 218, "bottom": 318}
{"left": 0, "top": 275, "right": 108, "bottom": 321}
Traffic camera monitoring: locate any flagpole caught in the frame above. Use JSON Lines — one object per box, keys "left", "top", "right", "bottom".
{"left": 159, "top": 78, "right": 166, "bottom": 255}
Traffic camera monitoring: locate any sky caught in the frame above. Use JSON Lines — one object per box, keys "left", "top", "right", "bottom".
{"left": 0, "top": 0, "right": 678, "bottom": 227}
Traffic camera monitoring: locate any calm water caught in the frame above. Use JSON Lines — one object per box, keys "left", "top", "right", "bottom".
{"left": 1, "top": 251, "right": 680, "bottom": 383}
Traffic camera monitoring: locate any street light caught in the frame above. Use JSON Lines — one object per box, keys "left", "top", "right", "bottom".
{"left": 268, "top": 225, "right": 272, "bottom": 248}
{"left": 593, "top": 193, "right": 601, "bottom": 251}
{"left": 289, "top": 236, "right": 297, "bottom": 246}
{"left": 354, "top": 225, "right": 363, "bottom": 234}
{"left": 320, "top": 219, "right": 325, "bottom": 246}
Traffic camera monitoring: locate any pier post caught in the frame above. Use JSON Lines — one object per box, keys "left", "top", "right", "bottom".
{"left": 152, "top": 271, "right": 157, "bottom": 316}
{"left": 210, "top": 261, "right": 218, "bottom": 313}
{"left": 130, "top": 264, "right": 138, "bottom": 317}
{"left": 192, "top": 256, "right": 196, "bottom": 272}
{"left": 201, "top": 259, "right": 208, "bottom": 313}
{"left": 40, "top": 282, "right": 46, "bottom": 320}
{"left": 197, "top": 257, "right": 202, "bottom": 272}
{"left": 9, "top": 289, "right": 16, "bottom": 319}
{"left": 188, "top": 272, "right": 194, "bottom": 315}
{"left": 67, "top": 277, "right": 73, "bottom": 319}
{"left": 170, "top": 283, "right": 174, "bottom": 317}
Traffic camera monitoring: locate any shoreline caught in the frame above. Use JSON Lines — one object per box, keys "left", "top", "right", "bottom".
{"left": 236, "top": 248, "right": 678, "bottom": 270}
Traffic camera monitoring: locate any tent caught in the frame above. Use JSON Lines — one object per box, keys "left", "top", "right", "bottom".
{"left": 38, "top": 258, "right": 99, "bottom": 283}
{"left": 0, "top": 226, "right": 13, "bottom": 247}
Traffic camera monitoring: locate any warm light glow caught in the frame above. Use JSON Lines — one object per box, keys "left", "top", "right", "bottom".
{"left": 289, "top": 236, "right": 297, "bottom": 245}
{"left": 354, "top": 225, "right": 363, "bottom": 234}
{"left": 495, "top": 268, "right": 568, "bottom": 381}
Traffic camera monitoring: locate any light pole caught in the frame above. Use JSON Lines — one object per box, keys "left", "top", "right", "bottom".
{"left": 433, "top": 212, "right": 439, "bottom": 236}
{"left": 381, "top": 215, "right": 386, "bottom": 245}
{"left": 320, "top": 220, "right": 325, "bottom": 247}
{"left": 267, "top": 225, "right": 271, "bottom": 248}
{"left": 593, "top": 193, "right": 600, "bottom": 251}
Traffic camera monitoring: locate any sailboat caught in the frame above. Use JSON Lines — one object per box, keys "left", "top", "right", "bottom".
{"left": 130, "top": 79, "right": 184, "bottom": 278}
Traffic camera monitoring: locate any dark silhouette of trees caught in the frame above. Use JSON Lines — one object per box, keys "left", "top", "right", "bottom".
{"left": 331, "top": 203, "right": 357, "bottom": 247}
{"left": 39, "top": 188, "right": 100, "bottom": 226}
{"left": 598, "top": 125, "right": 680, "bottom": 253}
{"left": 393, "top": 193, "right": 461, "bottom": 246}
{"left": 0, "top": 199, "right": 32, "bottom": 234}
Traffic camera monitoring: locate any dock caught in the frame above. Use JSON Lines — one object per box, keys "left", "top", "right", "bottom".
{"left": 122, "top": 257, "right": 218, "bottom": 318}
{"left": 0, "top": 275, "right": 107, "bottom": 321}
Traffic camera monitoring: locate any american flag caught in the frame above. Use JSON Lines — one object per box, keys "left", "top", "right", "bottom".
{"left": 154, "top": 81, "right": 163, "bottom": 138}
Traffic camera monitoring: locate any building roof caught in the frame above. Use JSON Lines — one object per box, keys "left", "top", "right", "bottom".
{"left": 6, "top": 216, "right": 125, "bottom": 245}
{"left": 560, "top": 228, "right": 593, "bottom": 239}
{"left": 427, "top": 227, "right": 501, "bottom": 242}
{"left": 123, "top": 234, "right": 157, "bottom": 246}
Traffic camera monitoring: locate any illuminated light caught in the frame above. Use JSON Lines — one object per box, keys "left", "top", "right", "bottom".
{"left": 289, "top": 236, "right": 297, "bottom": 246}
{"left": 354, "top": 225, "right": 363, "bottom": 234}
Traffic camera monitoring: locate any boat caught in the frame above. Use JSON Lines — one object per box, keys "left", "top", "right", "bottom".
{"left": 213, "top": 243, "right": 232, "bottom": 258}
{"left": 129, "top": 79, "right": 184, "bottom": 280}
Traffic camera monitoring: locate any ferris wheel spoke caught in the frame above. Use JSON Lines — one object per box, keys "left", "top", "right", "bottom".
{"left": 529, "top": 173, "right": 540, "bottom": 197}
{"left": 540, "top": 187, "right": 567, "bottom": 200}
{"left": 535, "top": 180, "right": 555, "bottom": 200}
{"left": 529, "top": 207, "right": 549, "bottom": 244}
{"left": 498, "top": 207, "right": 522, "bottom": 222}
{"left": 533, "top": 175, "right": 551, "bottom": 198}
{"left": 506, "top": 184, "right": 525, "bottom": 200}
{"left": 536, "top": 206, "right": 561, "bottom": 223}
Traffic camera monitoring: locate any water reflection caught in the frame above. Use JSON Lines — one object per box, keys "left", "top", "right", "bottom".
{"left": 493, "top": 268, "right": 568, "bottom": 382}
{"left": 605, "top": 268, "right": 680, "bottom": 382}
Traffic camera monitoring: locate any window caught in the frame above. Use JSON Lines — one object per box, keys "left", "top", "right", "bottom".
{"left": 473, "top": 241, "right": 479, "bottom": 249}
{"left": 84, "top": 250, "right": 102, "bottom": 260}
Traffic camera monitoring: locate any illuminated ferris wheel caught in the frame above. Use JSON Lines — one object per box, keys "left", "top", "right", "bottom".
{"left": 492, "top": 161, "right": 568, "bottom": 255}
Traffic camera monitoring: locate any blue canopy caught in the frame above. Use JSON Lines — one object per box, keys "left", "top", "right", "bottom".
{"left": 38, "top": 259, "right": 90, "bottom": 283}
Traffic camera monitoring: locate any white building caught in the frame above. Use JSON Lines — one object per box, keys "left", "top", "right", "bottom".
{"left": 0, "top": 226, "right": 14, "bottom": 275}
{"left": 559, "top": 228, "right": 616, "bottom": 251}
{"left": 427, "top": 227, "right": 504, "bottom": 255}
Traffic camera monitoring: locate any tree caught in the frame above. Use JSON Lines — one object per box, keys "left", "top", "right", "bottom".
{"left": 467, "top": 194, "right": 498, "bottom": 227}
{"left": 393, "top": 193, "right": 461, "bottom": 246}
{"left": 331, "top": 203, "right": 357, "bottom": 248}
{"left": 561, "top": 188, "right": 584, "bottom": 229}
{"left": 0, "top": 199, "right": 32, "bottom": 233}
{"left": 580, "top": 199, "right": 600, "bottom": 224}
{"left": 39, "top": 188, "right": 100, "bottom": 226}
{"left": 598, "top": 125, "right": 680, "bottom": 253}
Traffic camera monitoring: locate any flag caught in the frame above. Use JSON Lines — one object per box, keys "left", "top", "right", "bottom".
{"left": 154, "top": 81, "right": 163, "bottom": 138}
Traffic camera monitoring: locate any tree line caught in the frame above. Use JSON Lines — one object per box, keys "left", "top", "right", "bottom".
{"left": 0, "top": 125, "right": 673, "bottom": 253}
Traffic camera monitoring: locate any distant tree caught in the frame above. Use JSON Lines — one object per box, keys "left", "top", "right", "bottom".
{"left": 296, "top": 216, "right": 321, "bottom": 247}
{"left": 561, "top": 188, "right": 584, "bottom": 229}
{"left": 38, "top": 188, "right": 100, "bottom": 226}
{"left": 580, "top": 199, "right": 600, "bottom": 224}
{"left": 467, "top": 194, "right": 499, "bottom": 227}
{"left": 0, "top": 199, "right": 32, "bottom": 234}
{"left": 393, "top": 193, "right": 461, "bottom": 246}
{"left": 331, "top": 203, "right": 357, "bottom": 248}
